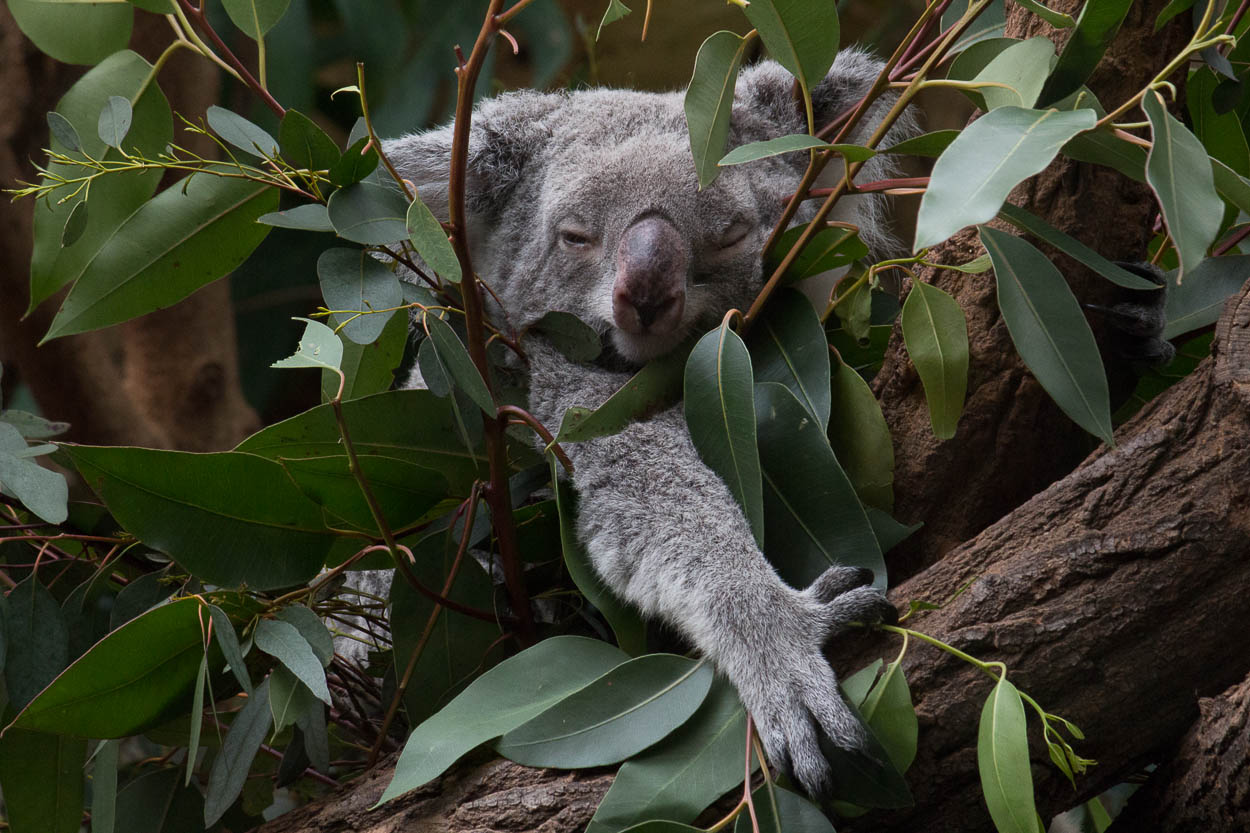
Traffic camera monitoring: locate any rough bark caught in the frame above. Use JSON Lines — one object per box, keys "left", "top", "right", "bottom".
{"left": 0, "top": 9, "right": 259, "bottom": 451}
{"left": 874, "top": 0, "right": 1190, "bottom": 581}
{"left": 1107, "top": 673, "right": 1250, "bottom": 832}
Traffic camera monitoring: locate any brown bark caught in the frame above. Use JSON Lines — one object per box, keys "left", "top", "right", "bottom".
{"left": 1107, "top": 673, "right": 1250, "bottom": 832}
{"left": 875, "top": 0, "right": 1190, "bottom": 581}
{"left": 0, "top": 9, "right": 258, "bottom": 451}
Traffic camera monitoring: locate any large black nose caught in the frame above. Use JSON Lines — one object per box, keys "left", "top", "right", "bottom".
{"left": 613, "top": 216, "right": 688, "bottom": 335}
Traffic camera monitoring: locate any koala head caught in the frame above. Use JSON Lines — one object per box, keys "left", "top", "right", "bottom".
{"left": 386, "top": 49, "right": 894, "bottom": 366}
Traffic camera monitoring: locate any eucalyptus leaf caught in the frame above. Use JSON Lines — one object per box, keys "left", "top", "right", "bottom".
{"left": 968, "top": 37, "right": 1055, "bottom": 110}
{"left": 1142, "top": 89, "right": 1223, "bottom": 281}
{"left": 596, "top": 0, "right": 631, "bottom": 40}
{"left": 378, "top": 637, "right": 628, "bottom": 803}
{"left": 748, "top": 289, "right": 831, "bottom": 429}
{"left": 914, "top": 107, "right": 1097, "bottom": 251}
{"left": 1163, "top": 255, "right": 1250, "bottom": 338}
{"left": 881, "top": 129, "right": 959, "bottom": 157}
{"left": 860, "top": 659, "right": 918, "bottom": 772}
{"left": 46, "top": 110, "right": 80, "bottom": 152}
{"left": 204, "top": 677, "right": 272, "bottom": 827}
{"left": 684, "top": 323, "right": 764, "bottom": 546}
{"left": 6, "top": 0, "right": 131, "bottom": 65}
{"left": 257, "top": 203, "right": 335, "bottom": 232}
{"left": 495, "top": 655, "right": 714, "bottom": 768}
{"left": 424, "top": 311, "right": 495, "bottom": 414}
{"left": 330, "top": 135, "right": 381, "bottom": 186}
{"left": 97, "top": 95, "right": 132, "bottom": 149}
{"left": 279, "top": 109, "right": 341, "bottom": 172}
{"left": 977, "top": 676, "right": 1038, "bottom": 833}
{"left": 4, "top": 574, "right": 68, "bottom": 711}
{"left": 406, "top": 195, "right": 462, "bottom": 282}
{"left": 222, "top": 0, "right": 292, "bottom": 38}
{"left": 317, "top": 247, "right": 403, "bottom": 344}
{"left": 829, "top": 354, "right": 894, "bottom": 510}
{"left": 327, "top": 181, "right": 410, "bottom": 245}
{"left": 255, "top": 619, "right": 331, "bottom": 703}
{"left": 998, "top": 203, "right": 1160, "bottom": 289}
{"left": 209, "top": 604, "right": 253, "bottom": 695}
{"left": 0, "top": 422, "right": 69, "bottom": 524}
{"left": 554, "top": 346, "right": 688, "bottom": 444}
{"left": 900, "top": 280, "right": 969, "bottom": 440}
{"left": 685, "top": 31, "right": 752, "bottom": 188}
{"left": 0, "top": 729, "right": 85, "bottom": 833}
{"left": 60, "top": 200, "right": 88, "bottom": 248}
{"left": 207, "top": 104, "right": 280, "bottom": 157}
{"left": 272, "top": 317, "right": 343, "bottom": 373}
{"left": 981, "top": 225, "right": 1114, "bottom": 445}
{"left": 1038, "top": 0, "right": 1133, "bottom": 105}
{"left": 742, "top": 0, "right": 840, "bottom": 99}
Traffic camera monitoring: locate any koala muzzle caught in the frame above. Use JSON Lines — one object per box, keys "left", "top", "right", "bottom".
{"left": 613, "top": 216, "right": 688, "bottom": 335}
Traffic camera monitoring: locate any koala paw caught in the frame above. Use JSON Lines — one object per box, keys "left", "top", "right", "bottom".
{"left": 1089, "top": 262, "right": 1176, "bottom": 369}
{"left": 737, "top": 565, "right": 896, "bottom": 801}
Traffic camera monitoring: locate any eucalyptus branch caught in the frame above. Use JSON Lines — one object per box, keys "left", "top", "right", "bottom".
{"left": 497, "top": 405, "right": 573, "bottom": 474}
{"left": 164, "top": 8, "right": 244, "bottom": 85}
{"left": 175, "top": 0, "right": 284, "bottom": 118}
{"left": 1096, "top": 28, "right": 1237, "bottom": 129}
{"left": 446, "top": 0, "right": 537, "bottom": 646}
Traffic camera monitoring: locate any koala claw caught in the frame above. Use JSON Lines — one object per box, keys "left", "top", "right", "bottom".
{"left": 739, "top": 570, "right": 895, "bottom": 801}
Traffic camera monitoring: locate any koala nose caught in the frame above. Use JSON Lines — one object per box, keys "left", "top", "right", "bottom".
{"left": 613, "top": 216, "right": 688, "bottom": 335}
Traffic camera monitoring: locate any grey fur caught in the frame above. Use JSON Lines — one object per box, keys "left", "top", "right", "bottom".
{"left": 385, "top": 51, "right": 907, "bottom": 799}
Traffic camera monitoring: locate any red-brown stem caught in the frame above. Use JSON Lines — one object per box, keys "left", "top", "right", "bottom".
{"left": 800, "top": 176, "right": 930, "bottom": 198}
{"left": 498, "top": 404, "right": 574, "bottom": 474}
{"left": 447, "top": 0, "right": 537, "bottom": 645}
{"left": 1214, "top": 223, "right": 1250, "bottom": 256}
{"left": 176, "top": 0, "right": 285, "bottom": 119}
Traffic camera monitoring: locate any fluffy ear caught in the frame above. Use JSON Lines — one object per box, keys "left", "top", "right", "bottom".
{"left": 383, "top": 90, "right": 563, "bottom": 220}
{"left": 733, "top": 49, "right": 887, "bottom": 142}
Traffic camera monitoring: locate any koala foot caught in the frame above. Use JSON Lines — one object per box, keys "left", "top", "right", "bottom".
{"left": 734, "top": 565, "right": 896, "bottom": 801}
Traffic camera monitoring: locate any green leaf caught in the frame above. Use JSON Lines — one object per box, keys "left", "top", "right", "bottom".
{"left": 829, "top": 353, "right": 894, "bottom": 510}
{"left": 978, "top": 676, "right": 1038, "bottom": 833}
{"left": 860, "top": 659, "right": 918, "bottom": 772}
{"left": 735, "top": 782, "right": 835, "bottom": 833}
{"left": 64, "top": 445, "right": 335, "bottom": 589}
{"left": 6, "top": 0, "right": 131, "bottom": 65}
{"left": 4, "top": 574, "right": 68, "bottom": 710}
{"left": 1212, "top": 159, "right": 1250, "bottom": 216}
{"left": 275, "top": 605, "right": 333, "bottom": 668}
{"left": 204, "top": 676, "right": 272, "bottom": 827}
{"left": 406, "top": 191, "right": 462, "bottom": 283}
{"left": 327, "top": 181, "right": 409, "bottom": 245}
{"left": 236, "top": 389, "right": 488, "bottom": 494}
{"left": 207, "top": 104, "right": 279, "bottom": 157}
{"left": 743, "top": 0, "right": 840, "bottom": 97}
{"left": 587, "top": 678, "right": 747, "bottom": 833}
{"left": 43, "top": 173, "right": 278, "bottom": 341}
{"left": 60, "top": 200, "right": 88, "bottom": 248}
{"left": 255, "top": 618, "right": 330, "bottom": 703}
{"left": 748, "top": 289, "right": 831, "bottom": 429}
{"left": 1189, "top": 69, "right": 1250, "bottom": 178}
{"left": 968, "top": 37, "right": 1055, "bottom": 110}
{"left": 532, "top": 311, "right": 603, "bottom": 363}
{"left": 268, "top": 664, "right": 319, "bottom": 732}
{"left": 981, "top": 225, "right": 1114, "bottom": 445}
{"left": 209, "top": 604, "right": 253, "bottom": 695}
{"left": 378, "top": 637, "right": 628, "bottom": 803}
{"left": 1062, "top": 127, "right": 1147, "bottom": 181}
{"left": 317, "top": 247, "right": 403, "bottom": 344}
{"left": 92, "top": 739, "right": 120, "bottom": 833}
{"left": 423, "top": 311, "right": 496, "bottom": 414}
{"left": 553, "top": 460, "right": 646, "bottom": 656}
{"left": 597, "top": 0, "right": 631, "bottom": 39}
{"left": 755, "top": 382, "right": 886, "bottom": 589}
{"left": 30, "top": 51, "right": 172, "bottom": 314}
{"left": 1038, "top": 0, "right": 1133, "bottom": 105}
{"left": 257, "top": 203, "right": 334, "bottom": 231}
{"left": 324, "top": 305, "right": 407, "bottom": 400}
{"left": 1013, "top": 0, "right": 1074, "bottom": 27}
{"left": 1142, "top": 89, "right": 1223, "bottom": 281}
{"left": 900, "top": 280, "right": 969, "bottom": 440}
{"left": 943, "top": 0, "right": 1007, "bottom": 53}
{"left": 496, "top": 655, "right": 714, "bottom": 768}
{"left": 97, "top": 95, "right": 132, "bottom": 149}
{"left": 279, "top": 109, "right": 340, "bottom": 172}
{"left": 998, "top": 203, "right": 1160, "bottom": 289}
{"left": 823, "top": 715, "right": 913, "bottom": 808}
{"left": 1154, "top": 0, "right": 1196, "bottom": 31}
{"left": 770, "top": 224, "right": 869, "bottom": 284}
{"left": 11, "top": 597, "right": 208, "bottom": 737}
{"left": 914, "top": 107, "right": 1097, "bottom": 251}
{"left": 0, "top": 409, "right": 69, "bottom": 440}
{"left": 684, "top": 323, "right": 764, "bottom": 546}
{"left": 685, "top": 31, "right": 752, "bottom": 188}
{"left": 273, "top": 317, "right": 343, "bottom": 372}
{"left": 46, "top": 110, "right": 80, "bottom": 152}
{"left": 554, "top": 347, "right": 688, "bottom": 444}
{"left": 720, "top": 135, "right": 874, "bottom": 166}
{"left": 0, "top": 422, "right": 69, "bottom": 523}
{"left": 186, "top": 655, "right": 207, "bottom": 787}
{"left": 881, "top": 129, "right": 960, "bottom": 157}
{"left": 116, "top": 767, "right": 205, "bottom": 833}
{"left": 109, "top": 566, "right": 175, "bottom": 629}
{"left": 840, "top": 659, "right": 883, "bottom": 708}
{"left": 330, "top": 135, "right": 381, "bottom": 186}
{"left": 0, "top": 729, "right": 85, "bottom": 833}
{"left": 280, "top": 453, "right": 447, "bottom": 533}
{"left": 222, "top": 0, "right": 292, "bottom": 38}
{"left": 834, "top": 274, "right": 873, "bottom": 342}
{"left": 1163, "top": 254, "right": 1250, "bottom": 338}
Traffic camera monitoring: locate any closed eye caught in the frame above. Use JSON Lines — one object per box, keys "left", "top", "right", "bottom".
{"left": 716, "top": 220, "right": 751, "bottom": 250}
{"left": 558, "top": 227, "right": 595, "bottom": 249}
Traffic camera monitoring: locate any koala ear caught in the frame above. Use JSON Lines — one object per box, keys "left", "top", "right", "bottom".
{"left": 733, "top": 49, "right": 885, "bottom": 143}
{"left": 384, "top": 90, "right": 563, "bottom": 220}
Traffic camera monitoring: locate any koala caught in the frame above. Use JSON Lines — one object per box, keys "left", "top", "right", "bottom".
{"left": 384, "top": 50, "right": 907, "bottom": 800}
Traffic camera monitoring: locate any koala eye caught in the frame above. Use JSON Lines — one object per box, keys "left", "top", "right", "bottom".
{"left": 558, "top": 227, "right": 595, "bottom": 249}
{"left": 715, "top": 220, "right": 752, "bottom": 250}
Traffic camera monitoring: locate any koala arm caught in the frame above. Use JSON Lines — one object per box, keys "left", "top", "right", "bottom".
{"left": 524, "top": 339, "right": 894, "bottom": 799}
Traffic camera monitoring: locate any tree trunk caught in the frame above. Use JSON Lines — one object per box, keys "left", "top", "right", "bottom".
{"left": 875, "top": 0, "right": 1190, "bottom": 581}
{"left": 0, "top": 9, "right": 259, "bottom": 451}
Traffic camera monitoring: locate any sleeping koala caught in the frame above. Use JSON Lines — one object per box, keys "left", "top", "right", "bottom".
{"left": 385, "top": 50, "right": 906, "bottom": 799}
